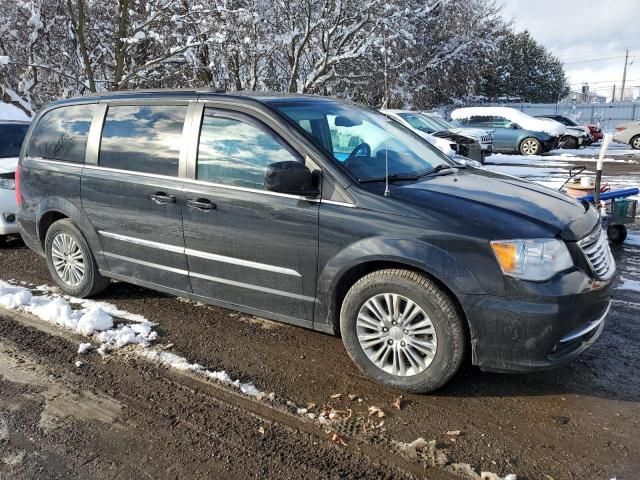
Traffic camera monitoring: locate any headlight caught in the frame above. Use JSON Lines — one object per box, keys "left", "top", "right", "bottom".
{"left": 490, "top": 239, "right": 573, "bottom": 281}
{"left": 0, "top": 178, "right": 15, "bottom": 190}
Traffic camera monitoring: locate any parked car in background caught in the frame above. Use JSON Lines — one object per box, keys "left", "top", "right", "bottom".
{"left": 613, "top": 121, "right": 640, "bottom": 149}
{"left": 382, "top": 109, "right": 490, "bottom": 163}
{"left": 17, "top": 90, "right": 614, "bottom": 393}
{"left": 0, "top": 120, "right": 30, "bottom": 244}
{"left": 541, "top": 114, "right": 604, "bottom": 143}
{"left": 587, "top": 124, "right": 603, "bottom": 143}
{"left": 536, "top": 116, "right": 590, "bottom": 149}
{"left": 451, "top": 107, "right": 564, "bottom": 156}
{"left": 537, "top": 115, "right": 594, "bottom": 147}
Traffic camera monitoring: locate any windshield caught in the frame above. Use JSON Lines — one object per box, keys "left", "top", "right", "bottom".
{"left": 421, "top": 114, "right": 453, "bottom": 131}
{"left": 0, "top": 123, "right": 29, "bottom": 158}
{"left": 397, "top": 112, "right": 442, "bottom": 134}
{"left": 270, "top": 100, "right": 451, "bottom": 182}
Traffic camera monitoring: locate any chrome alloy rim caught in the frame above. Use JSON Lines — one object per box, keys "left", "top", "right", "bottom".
{"left": 51, "top": 233, "right": 85, "bottom": 287}
{"left": 633, "top": 137, "right": 640, "bottom": 149}
{"left": 521, "top": 139, "right": 539, "bottom": 155}
{"left": 356, "top": 293, "right": 437, "bottom": 377}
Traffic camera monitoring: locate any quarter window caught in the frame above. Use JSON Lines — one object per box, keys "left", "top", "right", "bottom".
{"left": 99, "top": 105, "right": 186, "bottom": 176}
{"left": 27, "top": 104, "right": 95, "bottom": 163}
{"left": 196, "top": 110, "right": 301, "bottom": 190}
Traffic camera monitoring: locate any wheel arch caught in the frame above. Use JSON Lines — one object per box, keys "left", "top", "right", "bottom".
{"left": 314, "top": 238, "right": 484, "bottom": 346}
{"left": 35, "top": 198, "right": 107, "bottom": 270}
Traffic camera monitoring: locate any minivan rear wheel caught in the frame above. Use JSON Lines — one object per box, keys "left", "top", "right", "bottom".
{"left": 340, "top": 269, "right": 466, "bottom": 393}
{"left": 45, "top": 219, "right": 110, "bottom": 298}
{"left": 520, "top": 137, "right": 541, "bottom": 155}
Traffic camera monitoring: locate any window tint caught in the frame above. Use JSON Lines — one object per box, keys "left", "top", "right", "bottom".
{"left": 397, "top": 113, "right": 438, "bottom": 134}
{"left": 27, "top": 105, "right": 95, "bottom": 163}
{"left": 0, "top": 123, "right": 29, "bottom": 158}
{"left": 467, "top": 116, "right": 493, "bottom": 127}
{"left": 99, "top": 105, "right": 186, "bottom": 176}
{"left": 197, "top": 111, "right": 301, "bottom": 190}
{"left": 493, "top": 116, "right": 515, "bottom": 128}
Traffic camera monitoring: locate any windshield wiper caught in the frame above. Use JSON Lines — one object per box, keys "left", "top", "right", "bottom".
{"left": 418, "top": 163, "right": 465, "bottom": 178}
{"left": 358, "top": 173, "right": 420, "bottom": 184}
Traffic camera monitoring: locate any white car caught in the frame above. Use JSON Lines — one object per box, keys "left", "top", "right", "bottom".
{"left": 613, "top": 121, "right": 640, "bottom": 149}
{"left": 381, "top": 109, "right": 486, "bottom": 164}
{"left": 0, "top": 120, "right": 30, "bottom": 243}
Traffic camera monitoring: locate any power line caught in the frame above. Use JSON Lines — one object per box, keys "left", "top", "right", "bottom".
{"left": 564, "top": 55, "right": 635, "bottom": 65}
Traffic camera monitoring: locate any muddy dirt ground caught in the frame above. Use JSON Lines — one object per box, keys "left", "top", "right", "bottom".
{"left": 1, "top": 160, "right": 639, "bottom": 479}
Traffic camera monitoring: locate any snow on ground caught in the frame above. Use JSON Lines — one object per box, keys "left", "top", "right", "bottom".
{"left": 616, "top": 277, "right": 640, "bottom": 293}
{"left": 0, "top": 279, "right": 264, "bottom": 398}
{"left": 139, "top": 349, "right": 263, "bottom": 397}
{"left": 625, "top": 234, "right": 640, "bottom": 247}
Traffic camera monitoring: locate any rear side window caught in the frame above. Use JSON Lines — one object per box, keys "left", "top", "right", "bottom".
{"left": 196, "top": 110, "right": 301, "bottom": 190}
{"left": 99, "top": 105, "right": 186, "bottom": 176}
{"left": 0, "top": 123, "right": 29, "bottom": 158}
{"left": 27, "top": 105, "right": 95, "bottom": 163}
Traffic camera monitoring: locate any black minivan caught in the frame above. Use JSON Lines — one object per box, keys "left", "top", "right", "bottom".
{"left": 16, "top": 90, "right": 615, "bottom": 392}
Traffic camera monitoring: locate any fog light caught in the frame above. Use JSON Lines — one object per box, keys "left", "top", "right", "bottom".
{"left": 2, "top": 213, "right": 15, "bottom": 223}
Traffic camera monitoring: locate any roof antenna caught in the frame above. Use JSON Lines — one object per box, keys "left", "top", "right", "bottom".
{"left": 383, "top": 23, "right": 390, "bottom": 197}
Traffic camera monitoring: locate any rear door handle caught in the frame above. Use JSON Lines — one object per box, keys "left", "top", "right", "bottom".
{"left": 186, "top": 198, "right": 216, "bottom": 211}
{"left": 150, "top": 192, "right": 176, "bottom": 204}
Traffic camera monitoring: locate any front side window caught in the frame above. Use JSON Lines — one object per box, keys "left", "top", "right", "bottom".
{"left": 0, "top": 123, "right": 29, "bottom": 158}
{"left": 270, "top": 100, "right": 450, "bottom": 182}
{"left": 466, "top": 116, "right": 493, "bottom": 128}
{"left": 197, "top": 110, "right": 301, "bottom": 190}
{"left": 493, "top": 116, "right": 516, "bottom": 129}
{"left": 99, "top": 105, "right": 186, "bottom": 176}
{"left": 27, "top": 105, "right": 95, "bottom": 163}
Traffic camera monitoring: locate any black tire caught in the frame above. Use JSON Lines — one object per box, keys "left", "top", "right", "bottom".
{"left": 0, "top": 235, "right": 6, "bottom": 248}
{"left": 607, "top": 225, "right": 627, "bottom": 244}
{"left": 340, "top": 269, "right": 466, "bottom": 393}
{"left": 519, "top": 137, "right": 541, "bottom": 156}
{"left": 44, "top": 219, "right": 110, "bottom": 297}
{"left": 562, "top": 136, "right": 578, "bottom": 149}
{"left": 631, "top": 135, "right": 640, "bottom": 150}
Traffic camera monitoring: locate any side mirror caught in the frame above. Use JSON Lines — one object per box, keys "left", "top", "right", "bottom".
{"left": 265, "top": 161, "right": 319, "bottom": 197}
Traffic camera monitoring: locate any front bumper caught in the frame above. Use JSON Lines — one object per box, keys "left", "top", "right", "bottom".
{"left": 460, "top": 274, "right": 613, "bottom": 372}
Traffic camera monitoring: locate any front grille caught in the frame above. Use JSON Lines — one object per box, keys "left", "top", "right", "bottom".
{"left": 481, "top": 135, "right": 492, "bottom": 143}
{"left": 578, "top": 227, "right": 616, "bottom": 280}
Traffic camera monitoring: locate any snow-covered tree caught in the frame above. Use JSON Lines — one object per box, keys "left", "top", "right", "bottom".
{"left": 480, "top": 29, "right": 569, "bottom": 103}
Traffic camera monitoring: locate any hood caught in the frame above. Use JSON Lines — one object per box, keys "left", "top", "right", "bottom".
{"left": 390, "top": 169, "right": 596, "bottom": 240}
{"left": 0, "top": 157, "right": 18, "bottom": 174}
{"left": 566, "top": 126, "right": 588, "bottom": 137}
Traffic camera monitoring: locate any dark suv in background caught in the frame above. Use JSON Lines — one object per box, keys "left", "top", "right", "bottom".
{"left": 17, "top": 90, "right": 615, "bottom": 392}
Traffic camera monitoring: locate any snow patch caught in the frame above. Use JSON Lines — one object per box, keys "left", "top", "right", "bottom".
{"left": 0, "top": 280, "right": 156, "bottom": 350}
{"left": 616, "top": 277, "right": 640, "bottom": 293}
{"left": 0, "top": 102, "right": 30, "bottom": 121}
{"left": 139, "top": 349, "right": 263, "bottom": 397}
{"left": 624, "top": 234, "right": 640, "bottom": 248}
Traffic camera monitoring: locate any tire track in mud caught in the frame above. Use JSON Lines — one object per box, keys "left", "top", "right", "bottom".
{"left": 0, "top": 309, "right": 460, "bottom": 480}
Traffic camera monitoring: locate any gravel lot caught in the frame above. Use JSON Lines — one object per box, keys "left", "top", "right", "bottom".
{"left": 0, "top": 151, "right": 639, "bottom": 479}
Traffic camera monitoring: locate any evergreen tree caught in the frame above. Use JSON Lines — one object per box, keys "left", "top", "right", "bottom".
{"left": 482, "top": 29, "right": 569, "bottom": 103}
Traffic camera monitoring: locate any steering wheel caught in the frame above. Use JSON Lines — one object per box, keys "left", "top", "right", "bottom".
{"left": 345, "top": 143, "right": 371, "bottom": 164}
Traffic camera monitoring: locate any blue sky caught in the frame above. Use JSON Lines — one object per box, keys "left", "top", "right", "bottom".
{"left": 501, "top": 0, "right": 640, "bottom": 100}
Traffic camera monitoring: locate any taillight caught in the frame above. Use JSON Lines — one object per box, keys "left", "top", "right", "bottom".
{"left": 615, "top": 127, "right": 626, "bottom": 133}
{"left": 15, "top": 165, "right": 21, "bottom": 207}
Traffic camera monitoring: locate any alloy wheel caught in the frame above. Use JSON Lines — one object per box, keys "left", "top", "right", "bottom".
{"left": 356, "top": 293, "right": 437, "bottom": 376}
{"left": 632, "top": 136, "right": 640, "bottom": 149}
{"left": 521, "top": 139, "right": 539, "bottom": 155}
{"left": 51, "top": 233, "right": 86, "bottom": 287}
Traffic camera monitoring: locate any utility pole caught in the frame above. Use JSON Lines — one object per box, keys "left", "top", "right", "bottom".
{"left": 612, "top": 84, "right": 616, "bottom": 103}
{"left": 620, "top": 48, "right": 629, "bottom": 102}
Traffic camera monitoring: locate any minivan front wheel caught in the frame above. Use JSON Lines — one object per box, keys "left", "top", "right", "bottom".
{"left": 340, "top": 269, "right": 466, "bottom": 393}
{"left": 45, "top": 219, "right": 110, "bottom": 297}
{"left": 520, "top": 137, "right": 541, "bottom": 155}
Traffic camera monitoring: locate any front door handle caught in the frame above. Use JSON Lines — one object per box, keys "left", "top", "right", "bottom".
{"left": 186, "top": 198, "right": 216, "bottom": 211}
{"left": 150, "top": 192, "right": 176, "bottom": 204}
